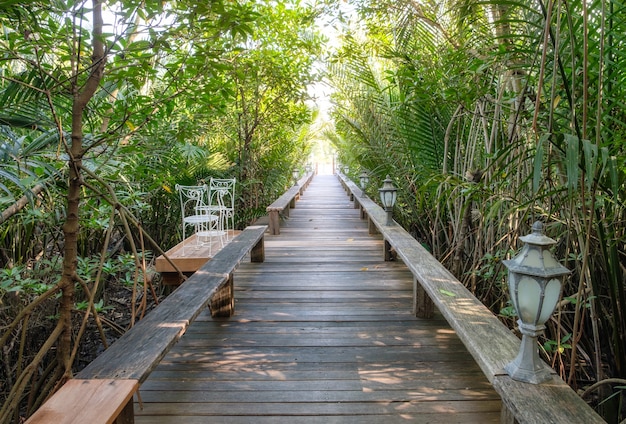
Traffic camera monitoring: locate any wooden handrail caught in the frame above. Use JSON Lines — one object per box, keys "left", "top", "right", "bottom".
{"left": 337, "top": 172, "right": 605, "bottom": 424}
{"left": 27, "top": 225, "right": 267, "bottom": 424}
{"left": 266, "top": 171, "right": 315, "bottom": 235}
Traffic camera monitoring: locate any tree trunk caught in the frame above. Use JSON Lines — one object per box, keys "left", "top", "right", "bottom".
{"left": 58, "top": 0, "right": 106, "bottom": 379}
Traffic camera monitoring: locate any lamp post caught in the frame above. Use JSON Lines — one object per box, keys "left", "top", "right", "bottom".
{"left": 503, "top": 221, "right": 571, "bottom": 384}
{"left": 359, "top": 171, "right": 369, "bottom": 197}
{"left": 378, "top": 175, "right": 397, "bottom": 226}
{"left": 343, "top": 165, "right": 349, "bottom": 175}
{"left": 293, "top": 169, "right": 299, "bottom": 185}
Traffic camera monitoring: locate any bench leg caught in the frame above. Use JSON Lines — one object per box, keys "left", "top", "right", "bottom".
{"left": 115, "top": 397, "right": 135, "bottom": 424}
{"left": 413, "top": 276, "right": 434, "bottom": 318}
{"left": 210, "top": 274, "right": 234, "bottom": 317}
{"left": 269, "top": 210, "right": 280, "bottom": 235}
{"left": 251, "top": 236, "right": 265, "bottom": 262}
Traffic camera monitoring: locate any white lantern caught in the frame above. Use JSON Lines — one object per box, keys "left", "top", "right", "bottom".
{"left": 378, "top": 175, "right": 397, "bottom": 226}
{"left": 503, "top": 221, "right": 571, "bottom": 384}
{"left": 359, "top": 171, "right": 369, "bottom": 197}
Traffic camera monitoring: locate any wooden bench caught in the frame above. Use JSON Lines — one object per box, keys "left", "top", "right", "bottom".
{"left": 26, "top": 225, "right": 267, "bottom": 424}
{"left": 266, "top": 172, "right": 314, "bottom": 235}
{"left": 337, "top": 173, "right": 605, "bottom": 424}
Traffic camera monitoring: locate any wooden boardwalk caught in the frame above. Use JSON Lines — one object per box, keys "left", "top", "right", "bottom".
{"left": 136, "top": 174, "right": 502, "bottom": 423}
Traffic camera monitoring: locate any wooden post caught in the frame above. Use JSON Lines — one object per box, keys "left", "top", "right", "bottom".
{"left": 210, "top": 274, "right": 234, "bottom": 317}
{"left": 384, "top": 239, "right": 393, "bottom": 261}
{"left": 360, "top": 206, "right": 366, "bottom": 220}
{"left": 368, "top": 218, "right": 377, "bottom": 235}
{"left": 413, "top": 276, "right": 434, "bottom": 318}
{"left": 268, "top": 209, "right": 280, "bottom": 235}
{"left": 251, "top": 236, "right": 265, "bottom": 263}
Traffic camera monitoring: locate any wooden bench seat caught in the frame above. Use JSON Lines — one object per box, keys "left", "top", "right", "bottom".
{"left": 337, "top": 173, "right": 604, "bottom": 424}
{"left": 266, "top": 185, "right": 300, "bottom": 235}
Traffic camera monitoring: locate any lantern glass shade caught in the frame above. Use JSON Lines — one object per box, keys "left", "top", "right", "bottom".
{"left": 359, "top": 172, "right": 369, "bottom": 189}
{"left": 541, "top": 278, "right": 562, "bottom": 322}
{"left": 378, "top": 175, "right": 397, "bottom": 208}
{"left": 380, "top": 190, "right": 397, "bottom": 208}
{"left": 513, "top": 276, "right": 562, "bottom": 325}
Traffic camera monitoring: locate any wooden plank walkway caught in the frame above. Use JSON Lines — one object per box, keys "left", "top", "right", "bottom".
{"left": 136, "top": 174, "right": 502, "bottom": 423}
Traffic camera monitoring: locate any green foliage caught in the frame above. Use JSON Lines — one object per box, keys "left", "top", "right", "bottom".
{"left": 0, "top": 266, "right": 47, "bottom": 295}
{"left": 544, "top": 333, "right": 572, "bottom": 354}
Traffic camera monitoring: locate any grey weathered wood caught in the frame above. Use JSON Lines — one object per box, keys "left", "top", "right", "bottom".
{"left": 210, "top": 273, "right": 234, "bottom": 317}
{"left": 266, "top": 186, "right": 299, "bottom": 235}
{"left": 250, "top": 235, "right": 264, "bottom": 262}
{"left": 493, "top": 374, "right": 605, "bottom": 424}
{"left": 266, "top": 172, "right": 315, "bottom": 235}
{"left": 337, "top": 173, "right": 604, "bottom": 424}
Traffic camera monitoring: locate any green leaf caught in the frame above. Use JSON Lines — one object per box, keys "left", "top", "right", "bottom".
{"left": 608, "top": 156, "right": 619, "bottom": 201}
{"left": 439, "top": 289, "right": 456, "bottom": 297}
{"left": 564, "top": 134, "right": 579, "bottom": 193}
{"left": 581, "top": 139, "right": 597, "bottom": 191}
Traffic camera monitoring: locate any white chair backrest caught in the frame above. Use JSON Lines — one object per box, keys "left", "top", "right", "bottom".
{"left": 209, "top": 178, "right": 236, "bottom": 209}
{"left": 175, "top": 184, "right": 209, "bottom": 218}
{"left": 208, "top": 183, "right": 226, "bottom": 210}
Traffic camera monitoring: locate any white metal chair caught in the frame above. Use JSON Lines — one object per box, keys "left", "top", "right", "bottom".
{"left": 209, "top": 178, "right": 236, "bottom": 240}
{"left": 175, "top": 184, "right": 222, "bottom": 255}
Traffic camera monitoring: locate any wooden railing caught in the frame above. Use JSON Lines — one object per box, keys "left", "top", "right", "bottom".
{"left": 25, "top": 225, "right": 267, "bottom": 424}
{"left": 266, "top": 171, "right": 314, "bottom": 235}
{"left": 337, "top": 172, "right": 605, "bottom": 424}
